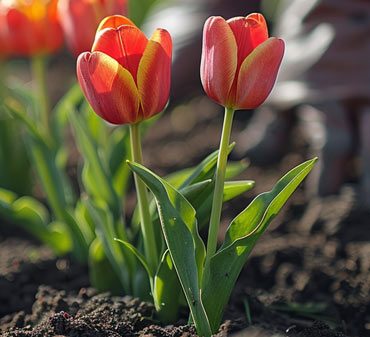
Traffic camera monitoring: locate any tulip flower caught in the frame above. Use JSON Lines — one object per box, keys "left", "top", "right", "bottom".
{"left": 77, "top": 15, "right": 172, "bottom": 125}
{"left": 201, "top": 13, "right": 284, "bottom": 110}
{"left": 200, "top": 14, "right": 285, "bottom": 268}
{"left": 78, "top": 15, "right": 172, "bottom": 272}
{"left": 58, "top": 0, "right": 127, "bottom": 56}
{"left": 1, "top": 0, "right": 63, "bottom": 56}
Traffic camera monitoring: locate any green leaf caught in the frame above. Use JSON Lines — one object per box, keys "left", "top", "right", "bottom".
{"left": 0, "top": 191, "right": 71, "bottom": 255}
{"left": 180, "top": 143, "right": 235, "bottom": 188}
{"left": 47, "top": 221, "right": 73, "bottom": 255}
{"left": 52, "top": 82, "right": 83, "bottom": 146}
{"left": 115, "top": 238, "right": 153, "bottom": 279}
{"left": 107, "top": 126, "right": 132, "bottom": 198}
{"left": 60, "top": 209, "right": 90, "bottom": 262}
{"left": 85, "top": 199, "right": 133, "bottom": 294}
{"left": 3, "top": 99, "right": 46, "bottom": 143}
{"left": 4, "top": 98, "right": 75, "bottom": 213}
{"left": 165, "top": 146, "right": 247, "bottom": 190}
{"left": 69, "top": 111, "right": 121, "bottom": 219}
{"left": 223, "top": 180, "right": 255, "bottom": 202}
{"left": 88, "top": 237, "right": 124, "bottom": 295}
{"left": 225, "top": 159, "right": 250, "bottom": 179}
{"left": 202, "top": 158, "right": 317, "bottom": 332}
{"left": 190, "top": 180, "right": 255, "bottom": 230}
{"left": 4, "top": 79, "right": 37, "bottom": 120}
{"left": 0, "top": 112, "right": 32, "bottom": 195}
{"left": 153, "top": 250, "right": 182, "bottom": 323}
{"left": 128, "top": 161, "right": 212, "bottom": 337}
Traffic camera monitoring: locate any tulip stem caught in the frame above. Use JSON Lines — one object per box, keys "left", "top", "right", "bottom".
{"left": 31, "top": 55, "right": 50, "bottom": 133}
{"left": 129, "top": 122, "right": 158, "bottom": 270}
{"left": 205, "top": 107, "right": 235, "bottom": 262}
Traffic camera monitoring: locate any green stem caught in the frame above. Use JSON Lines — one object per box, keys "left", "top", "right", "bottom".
{"left": 205, "top": 107, "right": 235, "bottom": 262}
{"left": 129, "top": 123, "right": 158, "bottom": 270}
{"left": 31, "top": 55, "right": 50, "bottom": 133}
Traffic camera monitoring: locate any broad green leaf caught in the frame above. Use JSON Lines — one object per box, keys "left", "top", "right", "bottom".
{"left": 88, "top": 237, "right": 124, "bottom": 295}
{"left": 153, "top": 250, "right": 182, "bottom": 323}
{"left": 130, "top": 179, "right": 212, "bottom": 248}
{"left": 202, "top": 158, "right": 317, "bottom": 332}
{"left": 128, "top": 162, "right": 212, "bottom": 337}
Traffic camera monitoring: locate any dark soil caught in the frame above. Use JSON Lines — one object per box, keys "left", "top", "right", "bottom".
{"left": 1, "top": 100, "right": 369, "bottom": 337}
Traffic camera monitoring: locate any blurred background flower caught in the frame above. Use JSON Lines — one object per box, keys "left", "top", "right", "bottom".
{"left": 1, "top": 0, "right": 63, "bottom": 56}
{"left": 58, "top": 0, "right": 127, "bottom": 57}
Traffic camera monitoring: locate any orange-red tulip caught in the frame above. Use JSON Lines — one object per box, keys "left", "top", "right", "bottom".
{"left": 58, "top": 0, "right": 127, "bottom": 57}
{"left": 0, "top": 5, "right": 11, "bottom": 57}
{"left": 200, "top": 13, "right": 284, "bottom": 110}
{"left": 1, "top": 0, "right": 63, "bottom": 56}
{"left": 77, "top": 15, "right": 172, "bottom": 125}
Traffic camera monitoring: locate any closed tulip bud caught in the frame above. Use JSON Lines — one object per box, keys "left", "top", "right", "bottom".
{"left": 77, "top": 15, "right": 172, "bottom": 125}
{"left": 1, "top": 0, "right": 63, "bottom": 56}
{"left": 58, "top": 0, "right": 127, "bottom": 57}
{"left": 200, "top": 13, "right": 285, "bottom": 110}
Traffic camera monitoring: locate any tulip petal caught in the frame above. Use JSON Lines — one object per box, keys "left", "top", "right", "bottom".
{"left": 227, "top": 14, "right": 268, "bottom": 69}
{"left": 96, "top": 14, "right": 135, "bottom": 32}
{"left": 245, "top": 13, "right": 268, "bottom": 47}
{"left": 235, "top": 38, "right": 284, "bottom": 110}
{"left": 92, "top": 25, "right": 148, "bottom": 81}
{"left": 137, "top": 28, "right": 172, "bottom": 119}
{"left": 200, "top": 16, "right": 237, "bottom": 106}
{"left": 77, "top": 51, "right": 140, "bottom": 124}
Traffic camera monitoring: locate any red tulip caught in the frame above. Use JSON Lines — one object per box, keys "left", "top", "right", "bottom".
{"left": 58, "top": 0, "right": 127, "bottom": 57}
{"left": 77, "top": 15, "right": 172, "bottom": 125}
{"left": 0, "top": 5, "right": 11, "bottom": 57}
{"left": 1, "top": 0, "right": 63, "bottom": 56}
{"left": 200, "top": 13, "right": 284, "bottom": 110}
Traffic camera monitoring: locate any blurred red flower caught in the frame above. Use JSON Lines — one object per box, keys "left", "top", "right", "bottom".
{"left": 58, "top": 0, "right": 127, "bottom": 56}
{"left": 1, "top": 0, "right": 63, "bottom": 56}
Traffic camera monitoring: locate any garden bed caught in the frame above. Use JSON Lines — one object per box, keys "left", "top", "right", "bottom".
{"left": 1, "top": 105, "right": 369, "bottom": 337}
